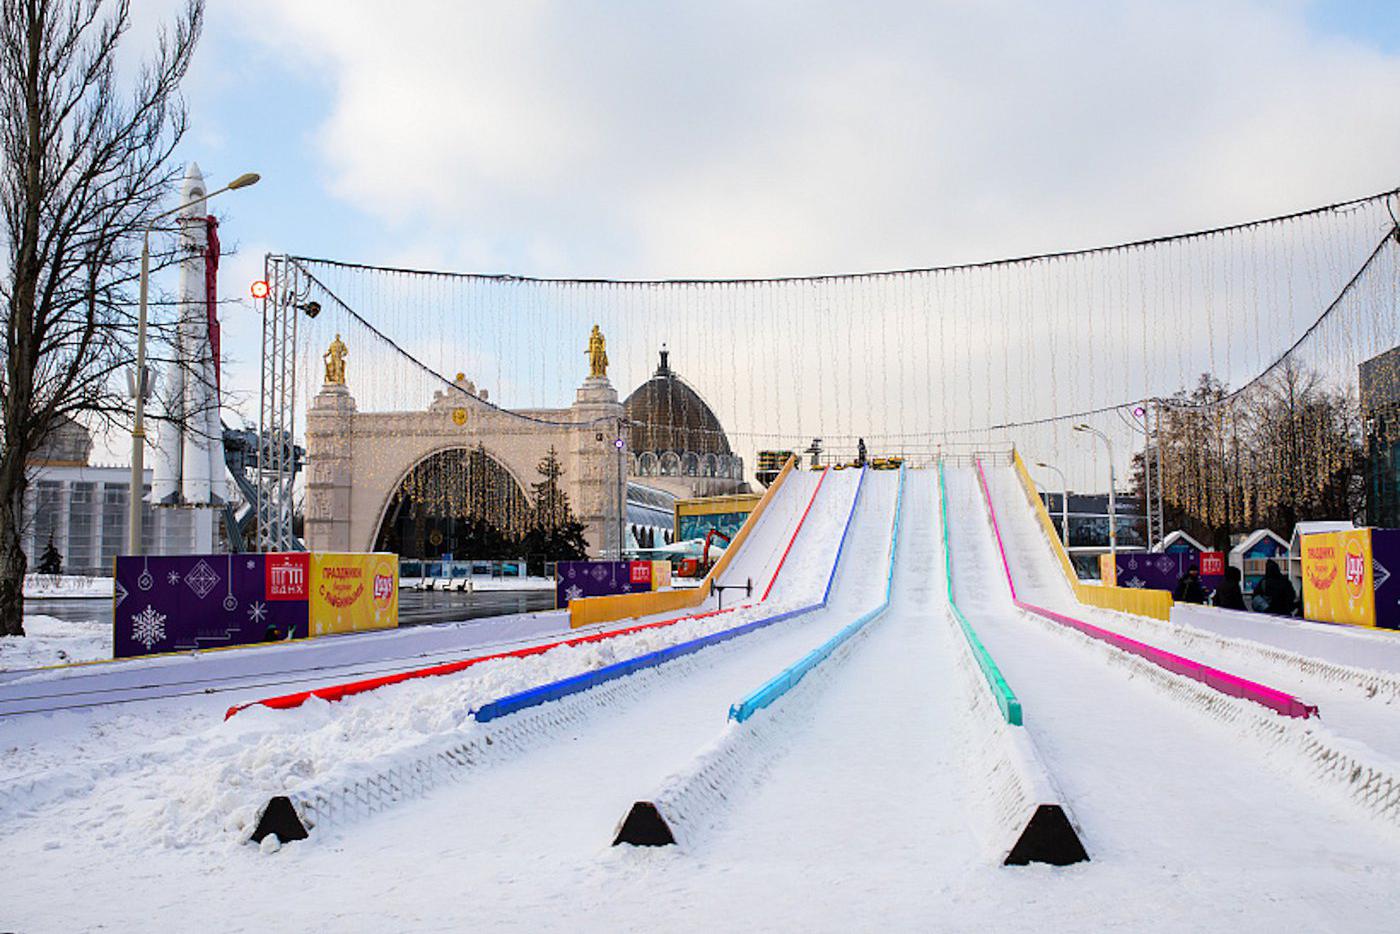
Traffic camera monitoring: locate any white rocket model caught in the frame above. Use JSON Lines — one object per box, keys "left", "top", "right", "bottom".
{"left": 151, "top": 163, "right": 227, "bottom": 512}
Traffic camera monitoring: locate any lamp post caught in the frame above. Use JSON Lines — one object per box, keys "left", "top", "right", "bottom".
{"left": 127, "top": 172, "right": 261, "bottom": 555}
{"left": 1035, "top": 461, "right": 1069, "bottom": 549}
{"left": 1073, "top": 423, "right": 1116, "bottom": 557}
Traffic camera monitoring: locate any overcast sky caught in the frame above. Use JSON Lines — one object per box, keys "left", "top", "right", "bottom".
{"left": 106, "top": 0, "right": 1400, "bottom": 472}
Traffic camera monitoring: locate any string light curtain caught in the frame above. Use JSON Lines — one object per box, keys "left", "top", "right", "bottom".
{"left": 284, "top": 188, "right": 1400, "bottom": 541}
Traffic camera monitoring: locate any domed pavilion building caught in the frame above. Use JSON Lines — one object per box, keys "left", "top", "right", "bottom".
{"left": 624, "top": 348, "right": 747, "bottom": 500}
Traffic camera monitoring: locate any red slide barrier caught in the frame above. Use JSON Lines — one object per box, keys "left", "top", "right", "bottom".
{"left": 973, "top": 459, "right": 1318, "bottom": 720}
{"left": 226, "top": 469, "right": 831, "bottom": 719}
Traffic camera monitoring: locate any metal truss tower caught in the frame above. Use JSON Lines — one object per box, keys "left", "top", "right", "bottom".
{"left": 256, "top": 254, "right": 303, "bottom": 551}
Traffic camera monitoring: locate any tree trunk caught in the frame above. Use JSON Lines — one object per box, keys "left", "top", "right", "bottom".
{"left": 0, "top": 463, "right": 28, "bottom": 636}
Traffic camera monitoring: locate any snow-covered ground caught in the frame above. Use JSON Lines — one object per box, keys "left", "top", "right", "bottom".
{"left": 4, "top": 467, "right": 1400, "bottom": 932}
{"left": 0, "top": 615, "right": 109, "bottom": 670}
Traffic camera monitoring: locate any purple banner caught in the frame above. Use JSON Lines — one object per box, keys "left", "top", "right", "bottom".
{"left": 1374, "top": 529, "right": 1399, "bottom": 630}
{"left": 555, "top": 560, "right": 644, "bottom": 608}
{"left": 1115, "top": 551, "right": 1223, "bottom": 595}
{"left": 113, "top": 554, "right": 309, "bottom": 658}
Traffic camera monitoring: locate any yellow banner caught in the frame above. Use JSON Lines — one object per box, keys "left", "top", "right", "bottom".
{"left": 1301, "top": 530, "right": 1375, "bottom": 628}
{"left": 310, "top": 552, "right": 400, "bottom": 636}
{"left": 651, "top": 560, "right": 672, "bottom": 590}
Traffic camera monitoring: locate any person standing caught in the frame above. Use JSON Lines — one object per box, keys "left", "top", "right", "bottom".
{"left": 1253, "top": 559, "right": 1296, "bottom": 616}
{"left": 1212, "top": 565, "right": 1247, "bottom": 611}
{"left": 1173, "top": 566, "right": 1206, "bottom": 604}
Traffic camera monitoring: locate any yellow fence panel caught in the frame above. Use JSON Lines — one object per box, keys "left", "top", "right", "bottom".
{"left": 310, "top": 552, "right": 400, "bottom": 636}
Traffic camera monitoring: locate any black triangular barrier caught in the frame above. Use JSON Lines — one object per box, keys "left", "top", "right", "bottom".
{"left": 611, "top": 801, "right": 676, "bottom": 847}
{"left": 250, "top": 795, "right": 309, "bottom": 845}
{"left": 1004, "top": 804, "right": 1089, "bottom": 866}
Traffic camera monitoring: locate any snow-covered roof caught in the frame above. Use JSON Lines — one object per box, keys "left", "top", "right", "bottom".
{"left": 1229, "top": 529, "right": 1289, "bottom": 559}
{"left": 1289, "top": 520, "right": 1355, "bottom": 551}
{"left": 1160, "top": 530, "right": 1206, "bottom": 553}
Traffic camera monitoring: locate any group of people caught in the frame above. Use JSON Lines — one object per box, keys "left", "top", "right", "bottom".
{"left": 1172, "top": 559, "right": 1296, "bottom": 615}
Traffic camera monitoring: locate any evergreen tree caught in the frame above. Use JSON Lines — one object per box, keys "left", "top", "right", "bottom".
{"left": 525, "top": 447, "right": 588, "bottom": 573}
{"left": 37, "top": 538, "right": 61, "bottom": 575}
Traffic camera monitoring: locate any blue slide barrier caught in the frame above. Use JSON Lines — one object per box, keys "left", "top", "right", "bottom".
{"left": 473, "top": 469, "right": 868, "bottom": 725}
{"left": 727, "top": 464, "right": 905, "bottom": 723}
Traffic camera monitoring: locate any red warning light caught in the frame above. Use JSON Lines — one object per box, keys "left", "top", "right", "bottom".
{"left": 250, "top": 280, "right": 270, "bottom": 299}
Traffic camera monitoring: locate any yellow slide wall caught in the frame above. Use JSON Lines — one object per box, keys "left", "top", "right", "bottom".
{"left": 1010, "top": 450, "right": 1174, "bottom": 621}
{"left": 568, "top": 455, "right": 798, "bottom": 628}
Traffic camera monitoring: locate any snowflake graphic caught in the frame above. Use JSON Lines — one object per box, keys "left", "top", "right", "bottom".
{"left": 565, "top": 584, "right": 583, "bottom": 601}
{"left": 247, "top": 601, "right": 268, "bottom": 624}
{"left": 167, "top": 570, "right": 181, "bottom": 585}
{"left": 185, "top": 559, "right": 220, "bottom": 599}
{"left": 131, "top": 605, "right": 166, "bottom": 650}
{"left": 246, "top": 559, "right": 256, "bottom": 570}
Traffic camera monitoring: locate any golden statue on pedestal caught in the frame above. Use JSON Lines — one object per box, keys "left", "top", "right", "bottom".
{"left": 586, "top": 324, "right": 608, "bottom": 379}
{"left": 324, "top": 333, "right": 348, "bottom": 385}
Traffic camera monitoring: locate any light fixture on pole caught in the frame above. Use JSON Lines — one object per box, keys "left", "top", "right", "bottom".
{"left": 1072, "top": 423, "right": 1116, "bottom": 557}
{"left": 127, "top": 172, "right": 261, "bottom": 555}
{"left": 1035, "top": 461, "right": 1070, "bottom": 549}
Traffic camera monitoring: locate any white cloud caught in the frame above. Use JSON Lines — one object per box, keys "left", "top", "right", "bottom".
{"left": 235, "top": 0, "right": 1400, "bottom": 278}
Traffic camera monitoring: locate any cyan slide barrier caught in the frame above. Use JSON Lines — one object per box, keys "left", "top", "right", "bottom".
{"left": 939, "top": 461, "right": 1023, "bottom": 727}
{"left": 974, "top": 458, "right": 1319, "bottom": 720}
{"left": 727, "top": 465, "right": 903, "bottom": 723}
{"left": 474, "top": 468, "right": 857, "bottom": 724}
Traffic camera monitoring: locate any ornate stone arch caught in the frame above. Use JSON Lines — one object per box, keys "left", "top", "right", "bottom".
{"left": 659, "top": 451, "right": 681, "bottom": 477}
{"left": 370, "top": 443, "right": 532, "bottom": 556}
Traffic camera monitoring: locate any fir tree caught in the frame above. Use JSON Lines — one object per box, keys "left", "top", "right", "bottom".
{"left": 525, "top": 447, "right": 588, "bottom": 573}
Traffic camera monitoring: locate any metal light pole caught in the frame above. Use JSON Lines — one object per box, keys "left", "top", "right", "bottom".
{"left": 1036, "top": 461, "right": 1070, "bottom": 549}
{"left": 1073, "top": 424, "right": 1116, "bottom": 557}
{"left": 127, "top": 172, "right": 261, "bottom": 554}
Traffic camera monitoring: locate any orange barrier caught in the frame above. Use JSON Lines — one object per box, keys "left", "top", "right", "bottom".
{"left": 1010, "top": 449, "right": 1173, "bottom": 621}
{"left": 568, "top": 455, "right": 798, "bottom": 628}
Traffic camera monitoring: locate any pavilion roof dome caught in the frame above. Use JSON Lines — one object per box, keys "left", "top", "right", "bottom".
{"left": 623, "top": 348, "right": 731, "bottom": 456}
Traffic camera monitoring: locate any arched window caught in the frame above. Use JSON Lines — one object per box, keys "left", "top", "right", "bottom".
{"left": 660, "top": 451, "right": 681, "bottom": 476}
{"left": 703, "top": 454, "right": 717, "bottom": 477}
{"left": 682, "top": 452, "right": 699, "bottom": 476}
{"left": 717, "top": 454, "right": 732, "bottom": 479}
{"left": 638, "top": 452, "right": 659, "bottom": 476}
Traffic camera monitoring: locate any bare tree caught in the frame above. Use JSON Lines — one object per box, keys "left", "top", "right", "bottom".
{"left": 0, "top": 0, "right": 203, "bottom": 636}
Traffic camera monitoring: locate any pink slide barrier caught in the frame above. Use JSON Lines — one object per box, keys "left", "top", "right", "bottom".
{"left": 974, "top": 460, "right": 1318, "bottom": 720}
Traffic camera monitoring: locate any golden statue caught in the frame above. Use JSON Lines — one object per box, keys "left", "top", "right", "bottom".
{"left": 324, "top": 333, "right": 348, "bottom": 385}
{"left": 586, "top": 324, "right": 608, "bottom": 379}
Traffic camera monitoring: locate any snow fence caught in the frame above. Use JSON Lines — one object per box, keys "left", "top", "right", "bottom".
{"left": 614, "top": 466, "right": 897, "bottom": 847}
{"left": 940, "top": 461, "right": 1088, "bottom": 866}
{"left": 976, "top": 459, "right": 1318, "bottom": 720}
{"left": 248, "top": 464, "right": 842, "bottom": 845}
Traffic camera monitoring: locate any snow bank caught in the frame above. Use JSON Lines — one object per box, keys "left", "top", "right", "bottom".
{"left": 23, "top": 574, "right": 113, "bottom": 599}
{"left": 0, "top": 615, "right": 109, "bottom": 669}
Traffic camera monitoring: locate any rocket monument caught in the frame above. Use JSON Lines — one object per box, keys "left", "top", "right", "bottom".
{"left": 150, "top": 163, "right": 227, "bottom": 553}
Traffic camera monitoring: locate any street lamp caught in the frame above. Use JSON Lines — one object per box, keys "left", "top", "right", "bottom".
{"left": 1072, "top": 423, "right": 1116, "bottom": 557}
{"left": 1035, "top": 461, "right": 1069, "bottom": 549}
{"left": 128, "top": 172, "right": 261, "bottom": 554}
